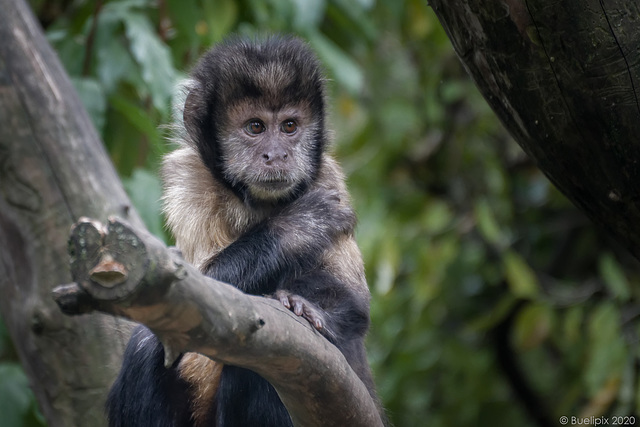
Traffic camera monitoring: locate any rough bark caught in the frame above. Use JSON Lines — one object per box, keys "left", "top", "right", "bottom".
{"left": 431, "top": 0, "right": 640, "bottom": 259}
{"left": 0, "top": 0, "right": 141, "bottom": 425}
{"left": 53, "top": 218, "right": 383, "bottom": 427}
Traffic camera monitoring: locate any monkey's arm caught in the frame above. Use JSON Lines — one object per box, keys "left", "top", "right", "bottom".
{"left": 203, "top": 189, "right": 355, "bottom": 295}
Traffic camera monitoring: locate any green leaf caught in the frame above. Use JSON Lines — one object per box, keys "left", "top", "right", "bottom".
{"left": 108, "top": 94, "right": 161, "bottom": 147}
{"left": 46, "top": 28, "right": 85, "bottom": 76}
{"left": 122, "top": 168, "right": 165, "bottom": 240}
{"left": 440, "top": 80, "right": 468, "bottom": 103}
{"left": 307, "top": 31, "right": 364, "bottom": 94}
{"left": 202, "top": 0, "right": 238, "bottom": 44}
{"left": 329, "top": 0, "right": 377, "bottom": 40}
{"left": 123, "top": 13, "right": 177, "bottom": 112}
{"left": 421, "top": 199, "right": 452, "bottom": 234}
{"left": 598, "top": 252, "right": 630, "bottom": 302}
{"left": 474, "top": 198, "right": 505, "bottom": 247}
{"left": 94, "top": 13, "right": 141, "bottom": 93}
{"left": 166, "top": 0, "right": 201, "bottom": 45}
{"left": 291, "top": 0, "right": 326, "bottom": 31}
{"left": 503, "top": 250, "right": 539, "bottom": 299}
{"left": 512, "top": 302, "right": 553, "bottom": 351}
{"left": 71, "top": 77, "right": 106, "bottom": 135}
{"left": 373, "top": 237, "right": 401, "bottom": 295}
{"left": 585, "top": 303, "right": 626, "bottom": 395}
{"left": 406, "top": 0, "right": 435, "bottom": 39}
{"left": 562, "top": 305, "right": 584, "bottom": 346}
{"left": 0, "top": 364, "right": 36, "bottom": 427}
{"left": 469, "top": 295, "right": 518, "bottom": 331}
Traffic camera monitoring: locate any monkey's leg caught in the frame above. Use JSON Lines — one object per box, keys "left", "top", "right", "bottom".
{"left": 106, "top": 326, "right": 194, "bottom": 427}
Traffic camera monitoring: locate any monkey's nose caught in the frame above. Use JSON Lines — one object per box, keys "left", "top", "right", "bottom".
{"left": 262, "top": 152, "right": 288, "bottom": 165}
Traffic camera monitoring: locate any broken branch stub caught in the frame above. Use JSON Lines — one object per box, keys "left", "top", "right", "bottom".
{"left": 67, "top": 217, "right": 181, "bottom": 303}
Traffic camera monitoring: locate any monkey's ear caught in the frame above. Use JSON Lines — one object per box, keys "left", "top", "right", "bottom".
{"left": 183, "top": 86, "right": 205, "bottom": 144}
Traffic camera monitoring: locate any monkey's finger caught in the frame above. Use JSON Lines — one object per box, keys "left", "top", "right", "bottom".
{"left": 275, "top": 290, "right": 291, "bottom": 309}
{"left": 293, "top": 300, "right": 304, "bottom": 316}
{"left": 302, "top": 306, "right": 324, "bottom": 331}
{"left": 310, "top": 317, "right": 323, "bottom": 331}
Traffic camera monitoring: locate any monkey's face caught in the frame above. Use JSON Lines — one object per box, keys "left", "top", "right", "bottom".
{"left": 220, "top": 102, "right": 320, "bottom": 202}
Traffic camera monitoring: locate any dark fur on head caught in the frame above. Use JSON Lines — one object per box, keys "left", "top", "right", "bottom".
{"left": 183, "top": 35, "right": 327, "bottom": 205}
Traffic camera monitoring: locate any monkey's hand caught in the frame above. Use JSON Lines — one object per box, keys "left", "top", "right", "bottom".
{"left": 274, "top": 290, "right": 328, "bottom": 333}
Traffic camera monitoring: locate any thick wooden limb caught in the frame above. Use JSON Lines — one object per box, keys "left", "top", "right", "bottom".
{"left": 431, "top": 0, "right": 640, "bottom": 259}
{"left": 53, "top": 217, "right": 383, "bottom": 427}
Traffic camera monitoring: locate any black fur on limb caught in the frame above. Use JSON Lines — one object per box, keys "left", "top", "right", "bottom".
{"left": 52, "top": 217, "right": 383, "bottom": 427}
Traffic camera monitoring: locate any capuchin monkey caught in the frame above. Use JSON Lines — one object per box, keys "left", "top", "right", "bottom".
{"left": 107, "top": 35, "right": 385, "bottom": 427}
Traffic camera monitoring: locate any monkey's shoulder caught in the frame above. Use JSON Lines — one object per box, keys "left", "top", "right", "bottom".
{"left": 161, "top": 146, "right": 263, "bottom": 267}
{"left": 321, "top": 234, "right": 368, "bottom": 293}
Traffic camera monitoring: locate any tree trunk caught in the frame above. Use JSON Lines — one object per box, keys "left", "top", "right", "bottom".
{"left": 0, "top": 0, "right": 141, "bottom": 425}
{"left": 431, "top": 0, "right": 640, "bottom": 259}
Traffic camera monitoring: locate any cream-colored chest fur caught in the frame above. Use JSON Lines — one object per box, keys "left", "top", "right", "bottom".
{"left": 162, "top": 146, "right": 264, "bottom": 270}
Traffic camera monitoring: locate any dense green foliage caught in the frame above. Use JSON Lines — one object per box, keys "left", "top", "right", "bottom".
{"left": 2, "top": 0, "right": 640, "bottom": 426}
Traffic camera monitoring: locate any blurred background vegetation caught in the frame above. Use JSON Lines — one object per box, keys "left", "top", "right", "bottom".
{"left": 2, "top": 0, "right": 640, "bottom": 426}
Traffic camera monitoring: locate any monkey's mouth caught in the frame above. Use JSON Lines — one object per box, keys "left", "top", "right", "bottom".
{"left": 248, "top": 179, "right": 294, "bottom": 200}
{"left": 245, "top": 171, "right": 296, "bottom": 199}
{"left": 255, "top": 179, "right": 292, "bottom": 191}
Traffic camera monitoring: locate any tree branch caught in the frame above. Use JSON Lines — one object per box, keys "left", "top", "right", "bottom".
{"left": 53, "top": 217, "right": 383, "bottom": 427}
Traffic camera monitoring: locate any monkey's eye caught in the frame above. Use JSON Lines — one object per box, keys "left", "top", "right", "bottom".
{"left": 280, "top": 120, "right": 298, "bottom": 134}
{"left": 245, "top": 120, "right": 266, "bottom": 135}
